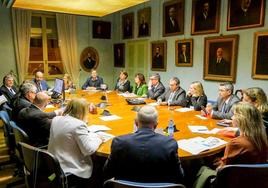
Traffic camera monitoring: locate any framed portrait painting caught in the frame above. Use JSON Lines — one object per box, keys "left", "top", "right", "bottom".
{"left": 80, "top": 47, "right": 99, "bottom": 72}
{"left": 163, "top": 0, "right": 185, "bottom": 37}
{"left": 204, "top": 35, "right": 239, "bottom": 82}
{"left": 252, "top": 31, "right": 268, "bottom": 79}
{"left": 92, "top": 21, "right": 111, "bottom": 39}
{"left": 151, "top": 41, "right": 167, "bottom": 71}
{"left": 137, "top": 7, "right": 151, "bottom": 37}
{"left": 227, "top": 0, "right": 265, "bottom": 30}
{"left": 113, "top": 43, "right": 125, "bottom": 68}
{"left": 122, "top": 12, "right": 134, "bottom": 39}
{"left": 175, "top": 39, "right": 193, "bottom": 67}
{"left": 191, "top": 0, "right": 221, "bottom": 35}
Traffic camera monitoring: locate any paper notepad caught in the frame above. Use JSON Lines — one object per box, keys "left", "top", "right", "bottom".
{"left": 195, "top": 115, "right": 208, "bottom": 120}
{"left": 178, "top": 136, "right": 227, "bottom": 155}
{"left": 99, "top": 115, "right": 122, "bottom": 121}
{"left": 87, "top": 125, "right": 111, "bottom": 132}
{"left": 175, "top": 108, "right": 194, "bottom": 112}
{"left": 188, "top": 126, "right": 209, "bottom": 133}
{"left": 96, "top": 131, "right": 115, "bottom": 142}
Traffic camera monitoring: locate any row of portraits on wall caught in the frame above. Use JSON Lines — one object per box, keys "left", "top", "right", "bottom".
{"left": 113, "top": 31, "right": 268, "bottom": 82}
{"left": 92, "top": 0, "right": 265, "bottom": 39}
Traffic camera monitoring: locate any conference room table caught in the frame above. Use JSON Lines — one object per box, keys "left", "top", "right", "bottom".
{"left": 58, "top": 90, "right": 231, "bottom": 160}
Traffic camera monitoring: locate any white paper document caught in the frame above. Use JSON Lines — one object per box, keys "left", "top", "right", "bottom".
{"left": 0, "top": 95, "right": 7, "bottom": 105}
{"left": 87, "top": 125, "right": 111, "bottom": 132}
{"left": 195, "top": 115, "right": 208, "bottom": 120}
{"left": 45, "top": 104, "right": 55, "bottom": 109}
{"left": 118, "top": 93, "right": 137, "bottom": 98}
{"left": 178, "top": 136, "right": 227, "bottom": 155}
{"left": 175, "top": 108, "right": 194, "bottom": 112}
{"left": 99, "top": 115, "right": 122, "bottom": 121}
{"left": 148, "top": 102, "right": 159, "bottom": 106}
{"left": 188, "top": 125, "right": 209, "bottom": 133}
{"left": 96, "top": 131, "right": 115, "bottom": 142}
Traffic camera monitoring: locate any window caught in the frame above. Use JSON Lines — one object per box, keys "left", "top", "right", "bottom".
{"left": 28, "top": 14, "right": 64, "bottom": 79}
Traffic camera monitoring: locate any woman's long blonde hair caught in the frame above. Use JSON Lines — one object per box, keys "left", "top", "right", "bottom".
{"left": 63, "top": 98, "right": 89, "bottom": 121}
{"left": 243, "top": 87, "right": 268, "bottom": 114}
{"left": 233, "top": 102, "right": 268, "bottom": 152}
{"left": 191, "top": 81, "right": 205, "bottom": 96}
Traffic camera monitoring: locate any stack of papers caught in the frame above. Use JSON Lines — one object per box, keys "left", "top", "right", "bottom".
{"left": 99, "top": 115, "right": 122, "bottom": 121}
{"left": 195, "top": 115, "right": 208, "bottom": 120}
{"left": 178, "top": 136, "right": 227, "bottom": 155}
{"left": 87, "top": 125, "right": 114, "bottom": 142}
{"left": 175, "top": 108, "right": 194, "bottom": 112}
{"left": 87, "top": 125, "right": 111, "bottom": 132}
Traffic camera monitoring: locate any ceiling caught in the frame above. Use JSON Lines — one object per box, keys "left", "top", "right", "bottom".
{"left": 12, "top": 0, "right": 149, "bottom": 17}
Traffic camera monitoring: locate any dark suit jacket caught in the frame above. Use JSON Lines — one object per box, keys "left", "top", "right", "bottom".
{"left": 83, "top": 58, "right": 96, "bottom": 70}
{"left": 147, "top": 82, "right": 165, "bottom": 100}
{"left": 32, "top": 79, "right": 50, "bottom": 92}
{"left": 114, "top": 79, "right": 131, "bottom": 92}
{"left": 185, "top": 95, "right": 207, "bottom": 111}
{"left": 208, "top": 58, "right": 230, "bottom": 76}
{"left": 212, "top": 94, "right": 240, "bottom": 119}
{"left": 12, "top": 95, "right": 32, "bottom": 122}
{"left": 158, "top": 87, "right": 186, "bottom": 106}
{"left": 166, "top": 17, "right": 180, "bottom": 33}
{"left": 138, "top": 23, "right": 149, "bottom": 36}
{"left": 18, "top": 104, "right": 56, "bottom": 146}
{"left": 104, "top": 128, "right": 184, "bottom": 183}
{"left": 0, "top": 85, "right": 17, "bottom": 105}
{"left": 179, "top": 53, "right": 190, "bottom": 64}
{"left": 82, "top": 76, "right": 104, "bottom": 90}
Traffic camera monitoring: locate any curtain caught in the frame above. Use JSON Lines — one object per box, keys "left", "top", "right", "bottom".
{"left": 56, "top": 14, "right": 80, "bottom": 87}
{"left": 12, "top": 9, "right": 31, "bottom": 84}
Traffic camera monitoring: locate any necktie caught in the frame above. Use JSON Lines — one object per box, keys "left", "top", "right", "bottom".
{"left": 9, "top": 88, "right": 15, "bottom": 95}
{"left": 183, "top": 53, "right": 186, "bottom": 62}
{"left": 221, "top": 102, "right": 226, "bottom": 113}
{"left": 151, "top": 86, "right": 155, "bottom": 92}
{"left": 168, "top": 92, "right": 174, "bottom": 104}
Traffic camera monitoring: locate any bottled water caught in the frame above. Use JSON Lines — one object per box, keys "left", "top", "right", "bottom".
{"left": 167, "top": 119, "right": 175, "bottom": 137}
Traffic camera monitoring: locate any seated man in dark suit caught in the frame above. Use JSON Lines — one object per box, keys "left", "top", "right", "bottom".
{"left": 203, "top": 82, "right": 240, "bottom": 120}
{"left": 82, "top": 69, "right": 104, "bottom": 90}
{"left": 32, "top": 71, "right": 50, "bottom": 92}
{"left": 147, "top": 73, "right": 165, "bottom": 100}
{"left": 104, "top": 105, "right": 184, "bottom": 183}
{"left": 12, "top": 82, "right": 37, "bottom": 122}
{"left": 158, "top": 77, "right": 187, "bottom": 106}
{"left": 0, "top": 74, "right": 18, "bottom": 105}
{"left": 18, "top": 92, "right": 62, "bottom": 147}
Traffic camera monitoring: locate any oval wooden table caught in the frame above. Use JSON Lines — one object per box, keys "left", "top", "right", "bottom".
{"left": 63, "top": 90, "right": 230, "bottom": 160}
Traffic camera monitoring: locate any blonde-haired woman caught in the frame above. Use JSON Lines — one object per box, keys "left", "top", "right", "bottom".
{"left": 185, "top": 81, "right": 207, "bottom": 110}
{"left": 218, "top": 102, "right": 268, "bottom": 167}
{"left": 243, "top": 87, "right": 268, "bottom": 136}
{"left": 48, "top": 98, "right": 103, "bottom": 187}
{"left": 194, "top": 103, "right": 268, "bottom": 187}
{"left": 63, "top": 73, "right": 75, "bottom": 90}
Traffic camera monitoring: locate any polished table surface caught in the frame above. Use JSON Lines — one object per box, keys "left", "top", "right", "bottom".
{"left": 61, "top": 90, "right": 230, "bottom": 160}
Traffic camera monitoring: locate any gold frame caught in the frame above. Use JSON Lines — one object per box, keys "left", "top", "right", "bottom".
{"left": 227, "top": 0, "right": 265, "bottom": 31}
{"left": 252, "top": 31, "right": 268, "bottom": 80}
{"left": 204, "top": 35, "right": 239, "bottom": 82}
{"left": 163, "top": 0, "right": 184, "bottom": 37}
{"left": 151, "top": 40, "right": 167, "bottom": 71}
{"left": 80, "top": 47, "right": 99, "bottom": 72}
{"left": 175, "top": 39, "right": 193, "bottom": 67}
{"left": 191, "top": 0, "right": 221, "bottom": 35}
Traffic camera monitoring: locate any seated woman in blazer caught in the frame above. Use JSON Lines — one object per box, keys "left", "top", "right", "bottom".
{"left": 48, "top": 98, "right": 103, "bottom": 187}
{"left": 185, "top": 81, "right": 207, "bottom": 111}
{"left": 132, "top": 73, "right": 148, "bottom": 97}
{"left": 114, "top": 70, "right": 131, "bottom": 92}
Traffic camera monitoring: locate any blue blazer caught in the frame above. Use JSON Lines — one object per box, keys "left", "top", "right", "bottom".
{"left": 82, "top": 76, "right": 104, "bottom": 90}
{"left": 32, "top": 79, "right": 50, "bottom": 92}
{"left": 104, "top": 128, "right": 184, "bottom": 183}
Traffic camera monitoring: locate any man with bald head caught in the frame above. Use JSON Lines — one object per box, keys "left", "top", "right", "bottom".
{"left": 33, "top": 71, "right": 50, "bottom": 92}
{"left": 18, "top": 92, "right": 62, "bottom": 147}
{"left": 104, "top": 105, "right": 184, "bottom": 183}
